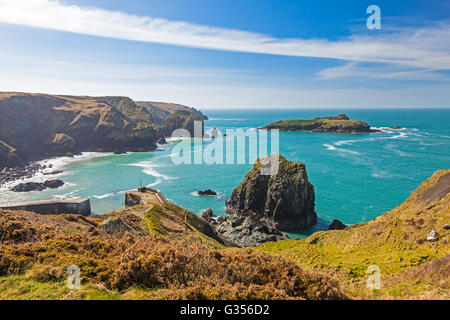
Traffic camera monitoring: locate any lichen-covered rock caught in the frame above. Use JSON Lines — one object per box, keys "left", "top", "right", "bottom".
{"left": 226, "top": 154, "right": 317, "bottom": 231}
{"left": 101, "top": 217, "right": 133, "bottom": 235}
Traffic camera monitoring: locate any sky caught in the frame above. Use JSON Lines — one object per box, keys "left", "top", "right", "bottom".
{"left": 0, "top": 0, "right": 449, "bottom": 109}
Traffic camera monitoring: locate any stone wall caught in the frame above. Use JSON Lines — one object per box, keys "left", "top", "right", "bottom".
{"left": 0, "top": 198, "right": 91, "bottom": 216}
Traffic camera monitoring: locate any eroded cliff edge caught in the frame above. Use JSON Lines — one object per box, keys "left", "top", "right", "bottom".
{"left": 0, "top": 92, "right": 207, "bottom": 168}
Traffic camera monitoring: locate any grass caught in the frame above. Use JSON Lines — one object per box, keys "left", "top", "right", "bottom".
{"left": 256, "top": 170, "right": 450, "bottom": 299}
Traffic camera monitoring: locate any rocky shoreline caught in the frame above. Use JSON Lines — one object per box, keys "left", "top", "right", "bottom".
{"left": 0, "top": 163, "right": 57, "bottom": 187}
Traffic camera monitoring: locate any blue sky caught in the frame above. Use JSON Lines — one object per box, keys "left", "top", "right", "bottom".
{"left": 0, "top": 0, "right": 449, "bottom": 108}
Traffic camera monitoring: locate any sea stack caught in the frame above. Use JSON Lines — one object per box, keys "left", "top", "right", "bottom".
{"left": 226, "top": 154, "right": 317, "bottom": 231}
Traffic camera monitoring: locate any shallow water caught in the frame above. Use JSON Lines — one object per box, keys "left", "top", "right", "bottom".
{"left": 1, "top": 109, "right": 449, "bottom": 238}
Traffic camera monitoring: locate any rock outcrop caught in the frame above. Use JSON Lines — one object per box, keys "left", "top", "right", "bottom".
{"left": 101, "top": 217, "right": 133, "bottom": 235}
{"left": 198, "top": 189, "right": 217, "bottom": 196}
{"left": 209, "top": 154, "right": 317, "bottom": 247}
{"left": 10, "top": 180, "right": 64, "bottom": 192}
{"left": 263, "top": 114, "right": 379, "bottom": 133}
{"left": 227, "top": 154, "right": 317, "bottom": 231}
{"left": 163, "top": 110, "right": 203, "bottom": 137}
{"left": 328, "top": 219, "right": 347, "bottom": 230}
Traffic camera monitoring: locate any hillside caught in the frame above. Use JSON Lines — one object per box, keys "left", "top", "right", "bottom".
{"left": 0, "top": 202, "right": 344, "bottom": 300}
{"left": 0, "top": 169, "right": 448, "bottom": 299}
{"left": 263, "top": 114, "right": 377, "bottom": 133}
{"left": 0, "top": 92, "right": 206, "bottom": 168}
{"left": 256, "top": 169, "right": 450, "bottom": 299}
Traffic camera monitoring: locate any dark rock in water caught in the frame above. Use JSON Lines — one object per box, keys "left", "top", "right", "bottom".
{"left": 157, "top": 136, "right": 167, "bottom": 145}
{"left": 201, "top": 208, "right": 213, "bottom": 220}
{"left": 227, "top": 154, "right": 317, "bottom": 231}
{"left": 113, "top": 150, "right": 126, "bottom": 155}
{"left": 43, "top": 179, "right": 64, "bottom": 189}
{"left": 65, "top": 152, "right": 74, "bottom": 158}
{"left": 11, "top": 179, "right": 64, "bottom": 192}
{"left": 198, "top": 189, "right": 217, "bottom": 196}
{"left": 11, "top": 182, "right": 46, "bottom": 192}
{"left": 389, "top": 126, "right": 403, "bottom": 130}
{"left": 328, "top": 219, "right": 347, "bottom": 230}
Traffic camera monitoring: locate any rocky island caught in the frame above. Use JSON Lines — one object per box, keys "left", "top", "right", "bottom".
{"left": 263, "top": 114, "right": 379, "bottom": 133}
{"left": 208, "top": 154, "right": 317, "bottom": 247}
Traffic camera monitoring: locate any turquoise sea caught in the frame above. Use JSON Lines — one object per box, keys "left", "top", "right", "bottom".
{"left": 1, "top": 109, "right": 449, "bottom": 238}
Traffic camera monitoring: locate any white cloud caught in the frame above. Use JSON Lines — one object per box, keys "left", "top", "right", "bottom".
{"left": 317, "top": 62, "right": 450, "bottom": 81}
{"left": 0, "top": 0, "right": 449, "bottom": 72}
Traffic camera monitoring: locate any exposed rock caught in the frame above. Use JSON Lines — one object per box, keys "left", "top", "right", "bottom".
{"left": 389, "top": 126, "right": 403, "bottom": 130}
{"left": 43, "top": 180, "right": 64, "bottom": 189}
{"left": 207, "top": 154, "right": 316, "bottom": 247}
{"left": 427, "top": 230, "right": 439, "bottom": 242}
{"left": 10, "top": 179, "right": 64, "bottom": 192}
{"left": 201, "top": 208, "right": 213, "bottom": 221}
{"left": 163, "top": 110, "right": 204, "bottom": 137}
{"left": 212, "top": 210, "right": 288, "bottom": 247}
{"left": 263, "top": 114, "right": 379, "bottom": 133}
{"left": 198, "top": 189, "right": 217, "bottom": 196}
{"left": 101, "top": 217, "right": 133, "bottom": 235}
{"left": 157, "top": 136, "right": 167, "bottom": 145}
{"left": 444, "top": 224, "right": 450, "bottom": 230}
{"left": 43, "top": 170, "right": 63, "bottom": 175}
{"left": 226, "top": 154, "right": 317, "bottom": 231}
{"left": 328, "top": 219, "right": 347, "bottom": 230}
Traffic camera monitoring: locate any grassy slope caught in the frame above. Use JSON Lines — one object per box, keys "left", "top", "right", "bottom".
{"left": 256, "top": 169, "right": 450, "bottom": 299}
{"left": 0, "top": 171, "right": 448, "bottom": 300}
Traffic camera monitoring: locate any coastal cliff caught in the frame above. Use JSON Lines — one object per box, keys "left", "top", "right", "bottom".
{"left": 263, "top": 114, "right": 377, "bottom": 133}
{"left": 0, "top": 169, "right": 448, "bottom": 299}
{"left": 0, "top": 92, "right": 206, "bottom": 168}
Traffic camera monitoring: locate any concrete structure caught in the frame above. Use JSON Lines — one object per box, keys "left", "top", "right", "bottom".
{"left": 125, "top": 187, "right": 167, "bottom": 206}
{"left": 0, "top": 198, "right": 91, "bottom": 216}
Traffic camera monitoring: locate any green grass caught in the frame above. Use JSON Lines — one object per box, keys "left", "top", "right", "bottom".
{"left": 0, "top": 275, "right": 120, "bottom": 300}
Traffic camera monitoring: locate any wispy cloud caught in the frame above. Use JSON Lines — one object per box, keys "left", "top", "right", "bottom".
{"left": 317, "top": 62, "right": 450, "bottom": 81}
{"left": 0, "top": 0, "right": 449, "bottom": 74}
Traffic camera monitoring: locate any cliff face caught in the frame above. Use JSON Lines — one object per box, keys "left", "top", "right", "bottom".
{"left": 0, "top": 92, "right": 206, "bottom": 168}
{"left": 137, "top": 101, "right": 208, "bottom": 126}
{"left": 163, "top": 110, "right": 203, "bottom": 137}
{"left": 227, "top": 154, "right": 317, "bottom": 231}
{"left": 264, "top": 114, "right": 376, "bottom": 133}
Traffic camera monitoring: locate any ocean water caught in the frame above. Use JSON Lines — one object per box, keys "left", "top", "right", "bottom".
{"left": 1, "top": 109, "right": 449, "bottom": 238}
